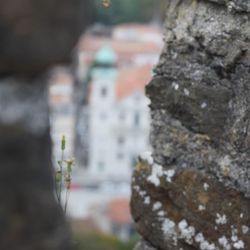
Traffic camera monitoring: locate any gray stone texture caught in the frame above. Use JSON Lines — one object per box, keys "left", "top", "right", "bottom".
{"left": 134, "top": 240, "right": 158, "bottom": 250}
{"left": 0, "top": 0, "right": 91, "bottom": 249}
{"left": 131, "top": 0, "right": 250, "bottom": 249}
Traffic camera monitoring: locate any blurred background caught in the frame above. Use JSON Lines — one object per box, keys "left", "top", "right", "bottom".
{"left": 49, "top": 0, "right": 164, "bottom": 249}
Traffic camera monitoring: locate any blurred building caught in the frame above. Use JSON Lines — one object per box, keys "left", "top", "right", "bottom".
{"left": 86, "top": 197, "right": 133, "bottom": 241}
{"left": 75, "top": 23, "right": 163, "bottom": 181}
{"left": 77, "top": 23, "right": 162, "bottom": 80}
{"left": 49, "top": 24, "right": 163, "bottom": 238}
{"left": 88, "top": 46, "right": 151, "bottom": 181}
{"left": 107, "top": 198, "right": 133, "bottom": 241}
{"left": 113, "top": 23, "right": 163, "bottom": 45}
{"left": 49, "top": 67, "right": 74, "bottom": 163}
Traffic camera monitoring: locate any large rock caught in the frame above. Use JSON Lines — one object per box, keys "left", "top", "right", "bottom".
{"left": 0, "top": 0, "right": 92, "bottom": 75}
{"left": 0, "top": 79, "right": 70, "bottom": 249}
{"left": 131, "top": 0, "right": 250, "bottom": 249}
{"left": 0, "top": 0, "right": 91, "bottom": 248}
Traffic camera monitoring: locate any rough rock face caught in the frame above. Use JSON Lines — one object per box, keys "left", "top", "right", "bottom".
{"left": 131, "top": 0, "right": 250, "bottom": 249}
{"left": 0, "top": 0, "right": 91, "bottom": 249}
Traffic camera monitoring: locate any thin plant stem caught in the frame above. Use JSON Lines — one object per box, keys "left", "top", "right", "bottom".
{"left": 55, "top": 173, "right": 60, "bottom": 201}
{"left": 64, "top": 186, "right": 70, "bottom": 213}
{"left": 58, "top": 150, "right": 64, "bottom": 202}
{"left": 58, "top": 135, "right": 66, "bottom": 203}
{"left": 55, "top": 135, "right": 74, "bottom": 214}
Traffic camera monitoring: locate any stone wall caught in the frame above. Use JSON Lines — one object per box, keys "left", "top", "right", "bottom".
{"left": 131, "top": 1, "right": 250, "bottom": 249}
{"left": 0, "top": 0, "right": 91, "bottom": 249}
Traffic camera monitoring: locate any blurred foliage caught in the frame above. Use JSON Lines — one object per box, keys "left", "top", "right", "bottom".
{"left": 95, "top": 0, "right": 165, "bottom": 25}
{"left": 72, "top": 231, "right": 139, "bottom": 250}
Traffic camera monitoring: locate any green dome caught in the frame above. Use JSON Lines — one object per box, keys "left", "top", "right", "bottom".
{"left": 95, "top": 45, "right": 117, "bottom": 65}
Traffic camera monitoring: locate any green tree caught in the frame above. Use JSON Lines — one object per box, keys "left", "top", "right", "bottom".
{"left": 95, "top": 0, "right": 164, "bottom": 25}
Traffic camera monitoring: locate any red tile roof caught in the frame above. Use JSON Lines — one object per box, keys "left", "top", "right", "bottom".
{"left": 116, "top": 64, "right": 153, "bottom": 100}
{"left": 78, "top": 35, "right": 162, "bottom": 66}
{"left": 114, "top": 23, "right": 162, "bottom": 34}
{"left": 49, "top": 67, "right": 73, "bottom": 86}
{"left": 107, "top": 198, "right": 131, "bottom": 224}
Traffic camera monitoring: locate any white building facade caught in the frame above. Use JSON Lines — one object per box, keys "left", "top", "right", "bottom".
{"left": 87, "top": 46, "right": 151, "bottom": 181}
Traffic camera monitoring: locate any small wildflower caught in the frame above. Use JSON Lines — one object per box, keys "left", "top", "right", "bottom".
{"left": 66, "top": 159, "right": 74, "bottom": 174}
{"left": 102, "top": 0, "right": 111, "bottom": 8}
{"left": 55, "top": 135, "right": 75, "bottom": 213}
{"left": 64, "top": 175, "right": 71, "bottom": 189}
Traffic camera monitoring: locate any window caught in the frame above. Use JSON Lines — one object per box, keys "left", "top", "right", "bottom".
{"left": 98, "top": 161, "right": 105, "bottom": 171}
{"left": 101, "top": 87, "right": 107, "bottom": 97}
{"left": 119, "top": 111, "right": 126, "bottom": 121}
{"left": 117, "top": 152, "right": 124, "bottom": 160}
{"left": 131, "top": 156, "right": 137, "bottom": 169}
{"left": 117, "top": 136, "right": 125, "bottom": 145}
{"left": 134, "top": 112, "right": 140, "bottom": 127}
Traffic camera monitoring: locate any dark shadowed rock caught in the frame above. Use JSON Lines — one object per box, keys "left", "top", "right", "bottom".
{"left": 131, "top": 0, "right": 250, "bottom": 249}
{"left": 0, "top": 79, "right": 71, "bottom": 249}
{"left": 0, "top": 0, "right": 92, "bottom": 249}
{"left": 0, "top": 0, "right": 93, "bottom": 75}
{"left": 134, "top": 240, "right": 157, "bottom": 250}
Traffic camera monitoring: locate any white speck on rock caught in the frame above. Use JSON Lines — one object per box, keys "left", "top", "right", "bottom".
{"left": 231, "top": 234, "right": 238, "bottom": 242}
{"left": 218, "top": 155, "right": 231, "bottom": 170}
{"left": 158, "top": 211, "right": 165, "bottom": 217}
{"left": 218, "top": 236, "right": 231, "bottom": 250}
{"left": 165, "top": 169, "right": 175, "bottom": 182}
{"left": 231, "top": 227, "right": 239, "bottom": 242}
{"left": 240, "top": 213, "right": 243, "bottom": 219}
{"left": 201, "top": 102, "right": 207, "bottom": 109}
{"left": 203, "top": 183, "right": 209, "bottom": 191}
{"left": 195, "top": 233, "right": 204, "bottom": 243}
{"left": 139, "top": 190, "right": 146, "bottom": 197}
{"left": 133, "top": 185, "right": 140, "bottom": 191}
{"left": 172, "top": 82, "right": 179, "bottom": 90}
{"left": 200, "top": 241, "right": 216, "bottom": 250}
{"left": 242, "top": 225, "right": 249, "bottom": 234}
{"left": 195, "top": 232, "right": 216, "bottom": 250}
{"left": 227, "top": 1, "right": 236, "bottom": 12}
{"left": 139, "top": 151, "right": 153, "bottom": 165}
{"left": 147, "top": 164, "right": 163, "bottom": 186}
{"left": 184, "top": 88, "right": 190, "bottom": 96}
{"left": 215, "top": 213, "right": 227, "bottom": 225}
{"left": 162, "top": 218, "right": 176, "bottom": 239}
{"left": 233, "top": 240, "right": 244, "bottom": 249}
{"left": 153, "top": 202, "right": 162, "bottom": 211}
{"left": 198, "top": 205, "right": 206, "bottom": 211}
{"left": 178, "top": 219, "right": 195, "bottom": 244}
{"left": 144, "top": 196, "right": 151, "bottom": 205}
